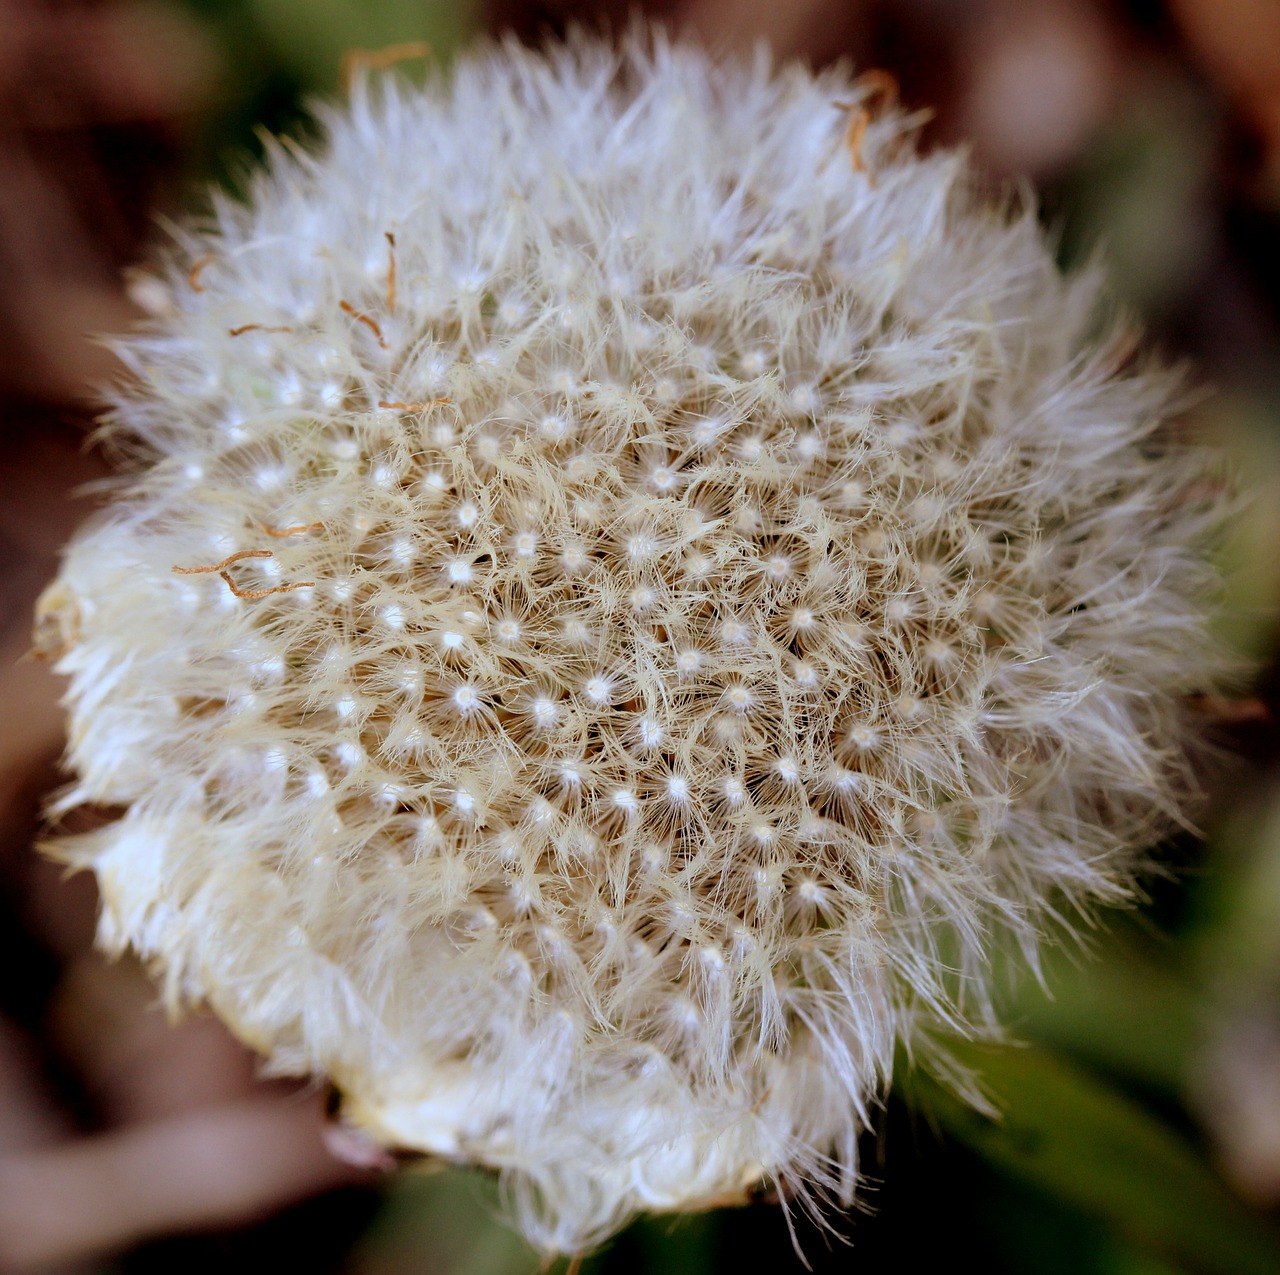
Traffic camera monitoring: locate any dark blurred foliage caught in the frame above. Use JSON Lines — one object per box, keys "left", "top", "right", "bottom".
{"left": 2, "top": 2, "right": 1280, "bottom": 1272}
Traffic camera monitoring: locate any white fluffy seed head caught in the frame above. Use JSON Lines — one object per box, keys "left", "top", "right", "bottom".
{"left": 37, "top": 31, "right": 1231, "bottom": 1259}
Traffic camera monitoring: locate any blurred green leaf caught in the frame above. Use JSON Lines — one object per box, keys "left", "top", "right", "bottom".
{"left": 1191, "top": 781, "right": 1280, "bottom": 992}
{"left": 999, "top": 930, "right": 1201, "bottom": 1095}
{"left": 1200, "top": 390, "right": 1280, "bottom": 665}
{"left": 910, "top": 1041, "right": 1280, "bottom": 1275}
{"left": 168, "top": 0, "right": 476, "bottom": 193}
{"left": 351, "top": 1169, "right": 722, "bottom": 1275}
{"left": 247, "top": 0, "right": 474, "bottom": 89}
{"left": 349, "top": 1166, "right": 537, "bottom": 1275}
{"left": 1057, "top": 73, "right": 1217, "bottom": 319}
{"left": 981, "top": 1173, "right": 1183, "bottom": 1275}
{"left": 628, "top": 1210, "right": 721, "bottom": 1275}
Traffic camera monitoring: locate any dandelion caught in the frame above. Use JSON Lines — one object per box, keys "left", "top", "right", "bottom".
{"left": 36, "top": 31, "right": 1229, "bottom": 1258}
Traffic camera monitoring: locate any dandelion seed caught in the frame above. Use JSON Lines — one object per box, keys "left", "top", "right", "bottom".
{"left": 611, "top": 787, "right": 639, "bottom": 816}
{"left": 445, "top": 556, "right": 474, "bottom": 584}
{"left": 531, "top": 696, "right": 560, "bottom": 730}
{"left": 560, "top": 618, "right": 592, "bottom": 647}
{"left": 846, "top": 722, "right": 880, "bottom": 752}
{"left": 792, "top": 659, "right": 820, "bottom": 687}
{"left": 334, "top": 740, "right": 364, "bottom": 771}
{"left": 681, "top": 552, "right": 711, "bottom": 581}
{"left": 675, "top": 647, "right": 704, "bottom": 676}
{"left": 452, "top": 683, "right": 483, "bottom": 715}
{"left": 626, "top": 532, "right": 658, "bottom": 563}
{"left": 635, "top": 715, "right": 665, "bottom": 749}
{"left": 583, "top": 675, "right": 613, "bottom": 707}
{"left": 718, "top": 618, "right": 752, "bottom": 648}
{"left": 560, "top": 543, "right": 590, "bottom": 574}
{"left": 774, "top": 756, "right": 800, "bottom": 785}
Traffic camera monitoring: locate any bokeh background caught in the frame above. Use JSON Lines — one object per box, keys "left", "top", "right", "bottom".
{"left": 3, "top": 1, "right": 1280, "bottom": 1272}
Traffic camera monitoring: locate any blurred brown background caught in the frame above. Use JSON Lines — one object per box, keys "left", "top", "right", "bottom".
{"left": 2, "top": 2, "right": 1280, "bottom": 1273}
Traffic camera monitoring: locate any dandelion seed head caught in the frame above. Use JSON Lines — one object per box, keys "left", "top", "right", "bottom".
{"left": 38, "top": 31, "right": 1231, "bottom": 1259}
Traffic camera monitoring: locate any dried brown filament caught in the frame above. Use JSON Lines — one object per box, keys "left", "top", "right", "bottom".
{"left": 1188, "top": 694, "right": 1270, "bottom": 724}
{"left": 218, "top": 570, "right": 315, "bottom": 600}
{"left": 228, "top": 324, "right": 294, "bottom": 337}
{"left": 340, "top": 41, "right": 433, "bottom": 93}
{"left": 856, "top": 68, "right": 900, "bottom": 110}
{"left": 188, "top": 255, "right": 214, "bottom": 292}
{"left": 172, "top": 549, "right": 273, "bottom": 575}
{"left": 339, "top": 300, "right": 387, "bottom": 348}
{"left": 385, "top": 231, "right": 397, "bottom": 314}
{"left": 261, "top": 522, "right": 325, "bottom": 538}
{"left": 844, "top": 107, "right": 870, "bottom": 174}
